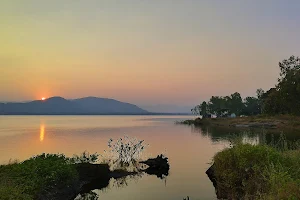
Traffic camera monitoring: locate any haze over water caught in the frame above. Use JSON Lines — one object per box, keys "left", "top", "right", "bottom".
{"left": 0, "top": 115, "right": 229, "bottom": 199}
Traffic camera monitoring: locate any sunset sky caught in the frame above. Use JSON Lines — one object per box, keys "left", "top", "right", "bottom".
{"left": 1, "top": 1, "right": 300, "bottom": 108}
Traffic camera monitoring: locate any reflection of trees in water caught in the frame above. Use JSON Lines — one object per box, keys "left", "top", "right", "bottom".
{"left": 191, "top": 125, "right": 255, "bottom": 142}
{"left": 111, "top": 173, "right": 143, "bottom": 189}
{"left": 75, "top": 173, "right": 143, "bottom": 200}
{"left": 77, "top": 171, "right": 168, "bottom": 200}
{"left": 190, "top": 125, "right": 300, "bottom": 145}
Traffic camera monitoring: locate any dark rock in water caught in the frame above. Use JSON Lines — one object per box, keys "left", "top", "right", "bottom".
{"left": 206, "top": 164, "right": 228, "bottom": 200}
{"left": 206, "top": 164, "right": 217, "bottom": 188}
{"left": 76, "top": 163, "right": 111, "bottom": 181}
{"left": 140, "top": 154, "right": 170, "bottom": 179}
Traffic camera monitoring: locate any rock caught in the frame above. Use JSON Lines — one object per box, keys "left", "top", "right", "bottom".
{"left": 205, "top": 164, "right": 217, "bottom": 189}
{"left": 206, "top": 164, "right": 228, "bottom": 200}
{"left": 76, "top": 163, "right": 110, "bottom": 181}
{"left": 140, "top": 154, "right": 170, "bottom": 179}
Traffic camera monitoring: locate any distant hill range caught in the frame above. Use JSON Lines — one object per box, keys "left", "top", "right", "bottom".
{"left": 0, "top": 97, "right": 149, "bottom": 115}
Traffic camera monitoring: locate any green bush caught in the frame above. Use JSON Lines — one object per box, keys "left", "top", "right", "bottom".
{"left": 0, "top": 153, "right": 79, "bottom": 199}
{"left": 213, "top": 144, "right": 300, "bottom": 199}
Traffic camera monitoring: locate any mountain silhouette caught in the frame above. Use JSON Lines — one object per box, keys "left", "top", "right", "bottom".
{"left": 0, "top": 97, "right": 148, "bottom": 115}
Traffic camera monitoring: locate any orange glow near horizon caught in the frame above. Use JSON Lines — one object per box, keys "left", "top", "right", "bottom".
{"left": 41, "top": 97, "right": 46, "bottom": 101}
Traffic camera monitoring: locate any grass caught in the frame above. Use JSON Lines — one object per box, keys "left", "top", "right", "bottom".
{"left": 212, "top": 139, "right": 300, "bottom": 199}
{"left": 0, "top": 152, "right": 100, "bottom": 200}
{"left": 208, "top": 114, "right": 300, "bottom": 129}
{"left": 178, "top": 115, "right": 300, "bottom": 137}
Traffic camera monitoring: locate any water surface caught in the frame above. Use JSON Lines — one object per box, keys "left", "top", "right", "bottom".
{"left": 0, "top": 115, "right": 231, "bottom": 200}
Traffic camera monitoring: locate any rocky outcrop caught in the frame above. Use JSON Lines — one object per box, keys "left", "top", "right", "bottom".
{"left": 206, "top": 164, "right": 229, "bottom": 200}
{"left": 140, "top": 154, "right": 170, "bottom": 178}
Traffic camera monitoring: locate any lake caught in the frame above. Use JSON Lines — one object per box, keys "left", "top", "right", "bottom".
{"left": 0, "top": 115, "right": 234, "bottom": 200}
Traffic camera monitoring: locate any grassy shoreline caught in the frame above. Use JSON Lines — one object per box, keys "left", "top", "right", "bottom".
{"left": 209, "top": 142, "right": 300, "bottom": 199}
{"left": 178, "top": 115, "right": 300, "bottom": 131}
{"left": 0, "top": 152, "right": 169, "bottom": 200}
{"left": 0, "top": 154, "right": 80, "bottom": 200}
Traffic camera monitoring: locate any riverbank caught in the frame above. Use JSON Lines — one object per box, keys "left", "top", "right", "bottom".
{"left": 0, "top": 154, "right": 169, "bottom": 200}
{"left": 178, "top": 115, "right": 300, "bottom": 130}
{"left": 206, "top": 143, "right": 300, "bottom": 199}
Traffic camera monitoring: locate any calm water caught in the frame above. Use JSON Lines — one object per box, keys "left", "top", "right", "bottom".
{"left": 0, "top": 115, "right": 233, "bottom": 200}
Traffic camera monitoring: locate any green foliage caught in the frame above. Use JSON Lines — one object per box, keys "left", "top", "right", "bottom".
{"left": 208, "top": 96, "right": 232, "bottom": 117}
{"left": 243, "top": 96, "right": 260, "bottom": 115}
{"left": 192, "top": 91, "right": 266, "bottom": 118}
{"left": 213, "top": 142, "right": 300, "bottom": 199}
{"left": 200, "top": 101, "right": 209, "bottom": 118}
{"left": 191, "top": 104, "right": 201, "bottom": 116}
{"left": 0, "top": 152, "right": 99, "bottom": 199}
{"left": 263, "top": 56, "right": 300, "bottom": 115}
{"left": 72, "top": 151, "right": 99, "bottom": 164}
{"left": 191, "top": 55, "right": 300, "bottom": 117}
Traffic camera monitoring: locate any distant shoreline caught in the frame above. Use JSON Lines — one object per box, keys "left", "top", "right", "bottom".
{"left": 178, "top": 115, "right": 300, "bottom": 131}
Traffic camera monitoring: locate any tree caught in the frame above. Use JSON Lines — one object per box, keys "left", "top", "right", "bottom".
{"left": 261, "top": 56, "right": 300, "bottom": 115}
{"left": 261, "top": 88, "right": 284, "bottom": 115}
{"left": 243, "top": 97, "right": 260, "bottom": 115}
{"left": 208, "top": 96, "right": 228, "bottom": 117}
{"left": 191, "top": 101, "right": 210, "bottom": 118}
{"left": 256, "top": 88, "right": 264, "bottom": 114}
{"left": 278, "top": 55, "right": 300, "bottom": 81}
{"left": 277, "top": 56, "right": 300, "bottom": 115}
{"left": 191, "top": 105, "right": 201, "bottom": 116}
{"left": 228, "top": 92, "right": 244, "bottom": 116}
{"left": 200, "top": 101, "right": 209, "bottom": 118}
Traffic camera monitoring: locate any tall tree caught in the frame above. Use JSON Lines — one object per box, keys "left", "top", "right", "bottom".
{"left": 277, "top": 56, "right": 300, "bottom": 115}
{"left": 228, "top": 92, "right": 244, "bottom": 116}
{"left": 191, "top": 101, "right": 210, "bottom": 118}
{"left": 191, "top": 105, "right": 201, "bottom": 116}
{"left": 208, "top": 96, "right": 228, "bottom": 117}
{"left": 243, "top": 97, "right": 260, "bottom": 115}
{"left": 200, "top": 101, "right": 209, "bottom": 118}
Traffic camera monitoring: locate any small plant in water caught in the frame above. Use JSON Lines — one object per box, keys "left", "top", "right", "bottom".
{"left": 103, "top": 135, "right": 147, "bottom": 170}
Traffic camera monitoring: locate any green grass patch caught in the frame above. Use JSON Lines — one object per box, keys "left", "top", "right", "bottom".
{"left": 213, "top": 143, "right": 300, "bottom": 199}
{"left": 0, "top": 152, "right": 100, "bottom": 200}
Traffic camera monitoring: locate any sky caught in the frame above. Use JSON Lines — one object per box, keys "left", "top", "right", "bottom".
{"left": 1, "top": 0, "right": 300, "bottom": 109}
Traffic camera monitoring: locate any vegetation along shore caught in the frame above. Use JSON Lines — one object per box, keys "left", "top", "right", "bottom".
{"left": 179, "top": 56, "right": 300, "bottom": 199}
{"left": 206, "top": 137, "right": 300, "bottom": 199}
{"left": 0, "top": 136, "right": 169, "bottom": 200}
{"left": 179, "top": 56, "right": 300, "bottom": 131}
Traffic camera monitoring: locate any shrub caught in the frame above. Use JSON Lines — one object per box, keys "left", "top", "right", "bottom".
{"left": 102, "top": 135, "right": 147, "bottom": 170}
{"left": 72, "top": 151, "right": 99, "bottom": 164}
{"left": 213, "top": 143, "right": 300, "bottom": 199}
{"left": 0, "top": 153, "right": 78, "bottom": 199}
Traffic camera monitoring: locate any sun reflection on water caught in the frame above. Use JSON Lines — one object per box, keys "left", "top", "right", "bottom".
{"left": 40, "top": 124, "right": 45, "bottom": 142}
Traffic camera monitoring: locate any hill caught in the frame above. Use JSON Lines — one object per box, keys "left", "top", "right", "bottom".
{"left": 0, "top": 97, "right": 148, "bottom": 115}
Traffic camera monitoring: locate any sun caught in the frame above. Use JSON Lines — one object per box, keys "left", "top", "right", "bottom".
{"left": 41, "top": 97, "right": 46, "bottom": 101}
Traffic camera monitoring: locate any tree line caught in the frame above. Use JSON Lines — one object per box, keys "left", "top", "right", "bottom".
{"left": 192, "top": 56, "right": 300, "bottom": 118}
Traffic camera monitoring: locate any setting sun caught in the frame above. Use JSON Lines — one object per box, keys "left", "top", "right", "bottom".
{"left": 41, "top": 97, "right": 46, "bottom": 101}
